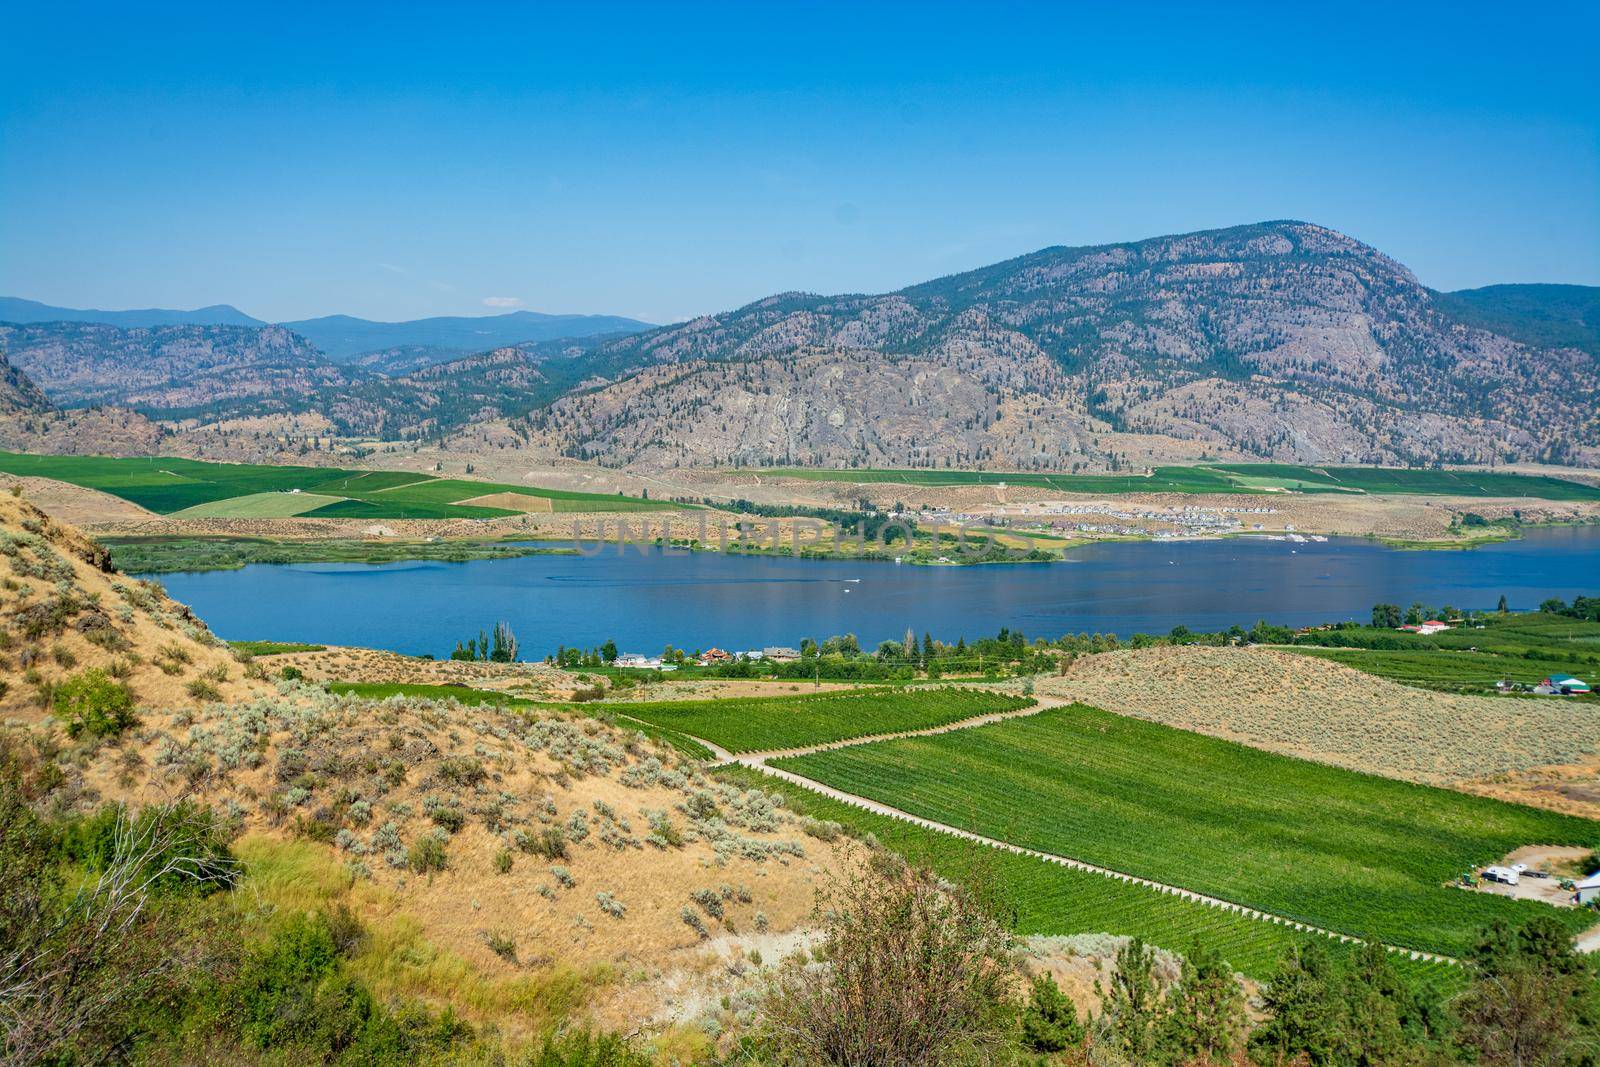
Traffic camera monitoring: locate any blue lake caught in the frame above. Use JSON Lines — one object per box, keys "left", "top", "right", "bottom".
{"left": 148, "top": 527, "right": 1600, "bottom": 657}
{"left": 147, "top": 527, "right": 1600, "bottom": 659}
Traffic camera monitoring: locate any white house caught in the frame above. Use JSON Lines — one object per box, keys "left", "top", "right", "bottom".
{"left": 1575, "top": 873, "right": 1600, "bottom": 905}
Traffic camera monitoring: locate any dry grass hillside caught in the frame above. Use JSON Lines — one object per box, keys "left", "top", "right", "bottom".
{"left": 0, "top": 488, "right": 845, "bottom": 1048}
{"left": 0, "top": 487, "right": 263, "bottom": 722}
{"left": 1039, "top": 646, "right": 1600, "bottom": 812}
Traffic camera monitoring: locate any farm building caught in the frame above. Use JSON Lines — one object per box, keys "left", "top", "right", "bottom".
{"left": 1545, "top": 674, "right": 1592, "bottom": 695}
{"left": 1576, "top": 873, "right": 1600, "bottom": 905}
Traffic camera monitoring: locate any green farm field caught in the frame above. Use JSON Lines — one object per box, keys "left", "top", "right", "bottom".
{"left": 714, "top": 765, "right": 1460, "bottom": 990}
{"left": 1291, "top": 646, "right": 1594, "bottom": 694}
{"left": 772, "top": 702, "right": 1600, "bottom": 957}
{"left": 0, "top": 450, "right": 677, "bottom": 518}
{"left": 748, "top": 463, "right": 1600, "bottom": 501}
{"left": 1284, "top": 611, "right": 1600, "bottom": 692}
{"left": 171, "top": 491, "right": 345, "bottom": 518}
{"left": 616, "top": 687, "right": 1032, "bottom": 754}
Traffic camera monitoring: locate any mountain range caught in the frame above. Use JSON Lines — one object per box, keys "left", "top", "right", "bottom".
{"left": 0, "top": 296, "right": 263, "bottom": 328}
{"left": 1, "top": 221, "right": 1597, "bottom": 468}
{"left": 515, "top": 222, "right": 1600, "bottom": 469}
{"left": 0, "top": 297, "right": 652, "bottom": 364}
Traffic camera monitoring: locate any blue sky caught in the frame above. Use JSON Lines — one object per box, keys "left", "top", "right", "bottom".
{"left": 2, "top": 2, "right": 1596, "bottom": 324}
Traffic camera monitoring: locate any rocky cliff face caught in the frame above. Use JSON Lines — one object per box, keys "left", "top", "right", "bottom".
{"left": 517, "top": 222, "right": 1599, "bottom": 469}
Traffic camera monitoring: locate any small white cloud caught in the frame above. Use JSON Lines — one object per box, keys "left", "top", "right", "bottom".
{"left": 482, "top": 296, "right": 523, "bottom": 308}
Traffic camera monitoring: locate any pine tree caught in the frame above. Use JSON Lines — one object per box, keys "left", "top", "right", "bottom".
{"left": 1020, "top": 973, "right": 1083, "bottom": 1053}
{"left": 1157, "top": 941, "right": 1244, "bottom": 1064}
{"left": 1099, "top": 937, "right": 1161, "bottom": 1061}
{"left": 1250, "top": 940, "right": 1341, "bottom": 1065}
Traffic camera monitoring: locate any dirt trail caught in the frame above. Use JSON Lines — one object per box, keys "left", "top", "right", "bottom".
{"left": 677, "top": 691, "right": 1459, "bottom": 966}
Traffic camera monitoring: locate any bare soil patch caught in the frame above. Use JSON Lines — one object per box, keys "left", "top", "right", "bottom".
{"left": 0, "top": 474, "right": 158, "bottom": 525}
{"left": 455, "top": 491, "right": 554, "bottom": 513}
{"left": 1036, "top": 646, "right": 1600, "bottom": 791}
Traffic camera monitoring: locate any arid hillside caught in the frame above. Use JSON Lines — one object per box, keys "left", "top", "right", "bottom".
{"left": 516, "top": 221, "right": 1600, "bottom": 470}
{"left": 0, "top": 489, "right": 844, "bottom": 1043}
{"left": 0, "top": 488, "right": 260, "bottom": 719}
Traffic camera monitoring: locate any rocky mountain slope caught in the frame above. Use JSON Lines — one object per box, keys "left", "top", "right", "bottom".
{"left": 0, "top": 349, "right": 52, "bottom": 414}
{"left": 0, "top": 322, "right": 345, "bottom": 420}
{"left": 517, "top": 222, "right": 1599, "bottom": 469}
{"left": 0, "top": 321, "right": 638, "bottom": 441}
{"left": 5, "top": 223, "right": 1596, "bottom": 470}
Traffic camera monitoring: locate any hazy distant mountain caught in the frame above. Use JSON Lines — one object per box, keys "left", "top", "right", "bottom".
{"left": 0, "top": 298, "right": 654, "bottom": 366}
{"left": 1433, "top": 283, "right": 1600, "bottom": 357}
{"left": 279, "top": 310, "right": 655, "bottom": 362}
{"left": 515, "top": 221, "right": 1600, "bottom": 469}
{"left": 0, "top": 296, "right": 264, "bottom": 328}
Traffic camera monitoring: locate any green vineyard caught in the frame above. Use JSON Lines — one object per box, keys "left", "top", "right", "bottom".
{"left": 715, "top": 766, "right": 1461, "bottom": 991}
{"left": 616, "top": 687, "right": 1032, "bottom": 753}
{"left": 772, "top": 703, "right": 1600, "bottom": 957}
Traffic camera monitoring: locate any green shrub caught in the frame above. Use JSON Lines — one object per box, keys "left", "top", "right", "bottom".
{"left": 57, "top": 799, "right": 235, "bottom": 895}
{"left": 429, "top": 805, "right": 466, "bottom": 834}
{"left": 408, "top": 834, "right": 448, "bottom": 873}
{"left": 525, "top": 824, "right": 567, "bottom": 860}
{"left": 437, "top": 756, "right": 488, "bottom": 787}
{"left": 52, "top": 668, "right": 137, "bottom": 739}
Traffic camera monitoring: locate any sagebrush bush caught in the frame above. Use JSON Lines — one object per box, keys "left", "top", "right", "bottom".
{"left": 408, "top": 834, "right": 448, "bottom": 873}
